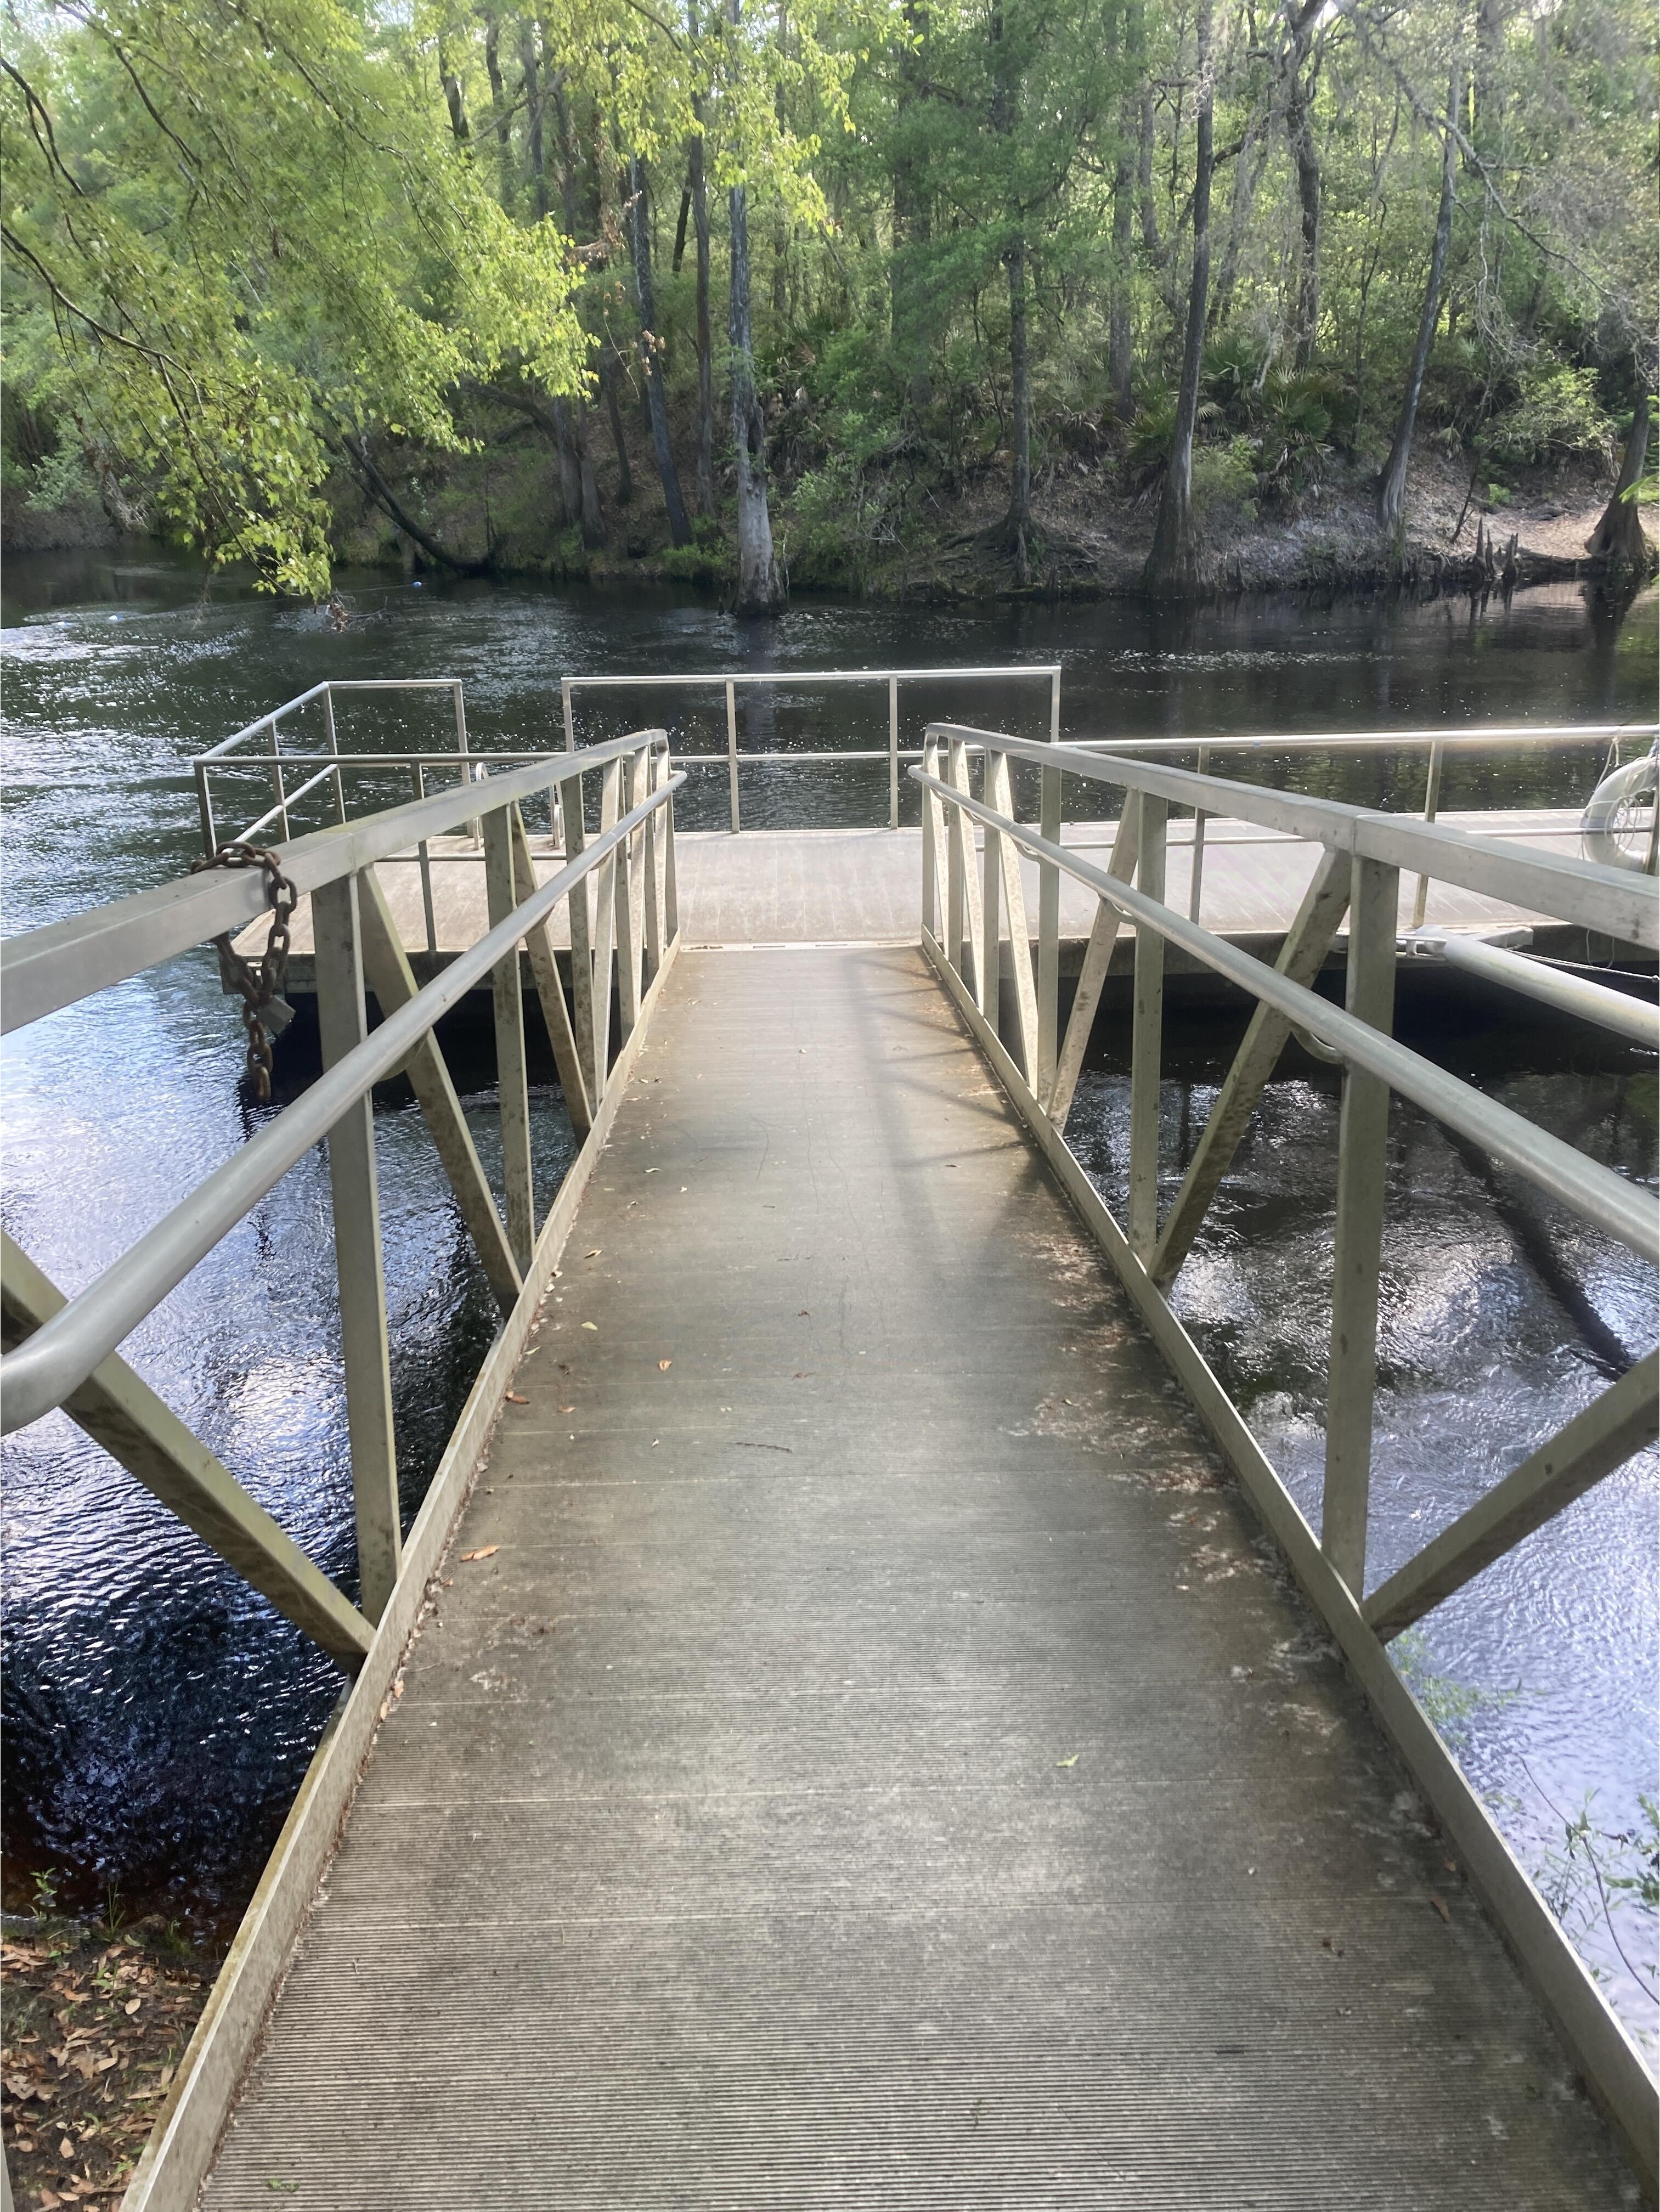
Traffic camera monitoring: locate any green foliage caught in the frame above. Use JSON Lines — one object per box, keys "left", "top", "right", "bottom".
{"left": 786, "top": 444, "right": 911, "bottom": 588}
{"left": 21, "top": 441, "right": 98, "bottom": 512}
{"left": 2, "top": 0, "right": 595, "bottom": 595}
{"left": 1192, "top": 434, "right": 1258, "bottom": 520}
{"left": 3, "top": 0, "right": 1652, "bottom": 589}
{"left": 1482, "top": 367, "right": 1617, "bottom": 467}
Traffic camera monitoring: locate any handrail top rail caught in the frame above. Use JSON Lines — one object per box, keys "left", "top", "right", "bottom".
{"left": 925, "top": 722, "right": 1660, "bottom": 951}
{"left": 195, "top": 678, "right": 473, "bottom": 760}
{"left": 2, "top": 727, "right": 669, "bottom": 1037}
{"left": 1066, "top": 720, "right": 1658, "bottom": 756}
{"left": 561, "top": 665, "right": 1063, "bottom": 689}
{"left": 910, "top": 761, "right": 1658, "bottom": 1265}
{"left": 0, "top": 770, "right": 685, "bottom": 1435}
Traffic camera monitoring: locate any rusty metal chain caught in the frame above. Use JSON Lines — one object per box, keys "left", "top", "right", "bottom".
{"left": 189, "top": 842, "right": 298, "bottom": 1102}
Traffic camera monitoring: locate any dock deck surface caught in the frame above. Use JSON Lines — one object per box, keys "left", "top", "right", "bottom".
{"left": 247, "top": 808, "right": 1595, "bottom": 966}
{"left": 201, "top": 945, "right": 1631, "bottom": 2207}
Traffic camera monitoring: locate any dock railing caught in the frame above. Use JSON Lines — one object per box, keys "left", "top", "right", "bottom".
{"left": 912, "top": 721, "right": 1658, "bottom": 2170}
{"left": 2, "top": 727, "right": 681, "bottom": 1637}
{"left": 191, "top": 675, "right": 1654, "bottom": 873}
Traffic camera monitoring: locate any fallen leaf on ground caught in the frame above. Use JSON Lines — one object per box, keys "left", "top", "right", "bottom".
{"left": 505, "top": 1391, "right": 528, "bottom": 1405}
{"left": 460, "top": 1547, "right": 499, "bottom": 1563}
{"left": 585, "top": 1249, "right": 602, "bottom": 1259}
{"left": 581, "top": 1322, "right": 598, "bottom": 1331}
{"left": 557, "top": 1403, "right": 575, "bottom": 1414}
{"left": 123, "top": 1999, "right": 140, "bottom": 2018}
{"left": 1429, "top": 1894, "right": 1451, "bottom": 1924}
{"left": 1055, "top": 1754, "right": 1079, "bottom": 1769}
{"left": 658, "top": 1359, "right": 672, "bottom": 1371}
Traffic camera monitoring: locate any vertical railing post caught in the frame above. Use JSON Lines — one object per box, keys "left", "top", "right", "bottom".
{"left": 311, "top": 872, "right": 402, "bottom": 1623}
{"left": 888, "top": 675, "right": 900, "bottom": 831}
{"left": 979, "top": 743, "right": 1002, "bottom": 1029}
{"left": 1188, "top": 743, "right": 1209, "bottom": 923}
{"left": 455, "top": 680, "right": 478, "bottom": 843}
{"left": 588, "top": 759, "right": 622, "bottom": 1093}
{"left": 1411, "top": 738, "right": 1444, "bottom": 929}
{"left": 725, "top": 680, "right": 741, "bottom": 833}
{"left": 643, "top": 748, "right": 663, "bottom": 984}
{"left": 268, "top": 719, "right": 291, "bottom": 842}
{"left": 662, "top": 741, "right": 679, "bottom": 943}
{"left": 615, "top": 746, "right": 647, "bottom": 1042}
{"left": 195, "top": 760, "right": 218, "bottom": 858}
{"left": 921, "top": 737, "right": 940, "bottom": 939}
{"left": 946, "top": 737, "right": 970, "bottom": 983}
{"left": 483, "top": 804, "right": 535, "bottom": 1270}
{"left": 1037, "top": 747, "right": 1062, "bottom": 1101}
{"left": 1128, "top": 792, "right": 1166, "bottom": 1265}
{"left": 412, "top": 764, "right": 438, "bottom": 958}
{"left": 1322, "top": 853, "right": 1401, "bottom": 1595}
{"left": 322, "top": 687, "right": 347, "bottom": 825}
{"left": 559, "top": 703, "right": 597, "bottom": 1108}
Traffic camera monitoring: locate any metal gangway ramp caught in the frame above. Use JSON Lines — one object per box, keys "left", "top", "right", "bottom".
{"left": 2, "top": 703, "right": 1656, "bottom": 2208}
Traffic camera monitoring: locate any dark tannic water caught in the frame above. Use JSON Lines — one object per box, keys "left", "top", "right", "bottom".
{"left": 2, "top": 554, "right": 1655, "bottom": 2043}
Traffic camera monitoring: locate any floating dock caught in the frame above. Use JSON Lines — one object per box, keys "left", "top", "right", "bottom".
{"left": 242, "top": 808, "right": 1642, "bottom": 994}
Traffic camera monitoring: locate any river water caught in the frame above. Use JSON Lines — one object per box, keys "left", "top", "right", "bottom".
{"left": 2, "top": 554, "right": 1655, "bottom": 2040}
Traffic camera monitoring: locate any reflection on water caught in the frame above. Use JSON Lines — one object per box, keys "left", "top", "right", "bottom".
{"left": 1, "top": 556, "right": 1655, "bottom": 2012}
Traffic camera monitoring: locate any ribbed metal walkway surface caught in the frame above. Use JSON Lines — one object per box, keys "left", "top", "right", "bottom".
{"left": 203, "top": 947, "right": 1633, "bottom": 2208}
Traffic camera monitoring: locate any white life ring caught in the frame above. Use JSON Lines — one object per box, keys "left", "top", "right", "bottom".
{"left": 1582, "top": 747, "right": 1658, "bottom": 873}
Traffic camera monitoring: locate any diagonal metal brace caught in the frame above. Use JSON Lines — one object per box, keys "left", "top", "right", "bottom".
{"left": 0, "top": 1233, "right": 373, "bottom": 1666}
{"left": 1365, "top": 1350, "right": 1660, "bottom": 1641}
{"left": 1047, "top": 806, "right": 1142, "bottom": 1132}
{"left": 1151, "top": 846, "right": 1352, "bottom": 1289}
{"left": 509, "top": 806, "right": 594, "bottom": 1142}
{"left": 356, "top": 869, "right": 524, "bottom": 1315}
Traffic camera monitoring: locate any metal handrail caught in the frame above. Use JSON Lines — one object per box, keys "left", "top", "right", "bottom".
{"left": 0, "top": 768, "right": 681, "bottom": 1435}
{"left": 4, "top": 729, "right": 671, "bottom": 1035}
{"left": 911, "top": 722, "right": 1659, "bottom": 2172}
{"left": 560, "top": 664, "right": 1064, "bottom": 832}
{"left": 911, "top": 760, "right": 1657, "bottom": 1261}
{"left": 927, "top": 724, "right": 1659, "bottom": 950}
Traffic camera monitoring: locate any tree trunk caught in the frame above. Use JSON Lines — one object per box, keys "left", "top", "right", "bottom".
{"left": 546, "top": 84, "right": 604, "bottom": 547}
{"left": 517, "top": 26, "right": 549, "bottom": 218}
{"left": 551, "top": 397, "right": 583, "bottom": 527}
{"left": 673, "top": 171, "right": 692, "bottom": 272}
{"left": 483, "top": 15, "right": 513, "bottom": 206}
{"left": 1143, "top": 0, "right": 1212, "bottom": 596}
{"left": 1377, "top": 59, "right": 1461, "bottom": 537}
{"left": 729, "top": 175, "right": 784, "bottom": 611}
{"left": 891, "top": 0, "right": 935, "bottom": 414}
{"left": 552, "top": 398, "right": 605, "bottom": 546}
{"left": 690, "top": 125, "right": 715, "bottom": 514}
{"left": 1137, "top": 84, "right": 1163, "bottom": 263}
{"left": 600, "top": 345, "right": 634, "bottom": 505}
{"left": 1106, "top": 7, "right": 1134, "bottom": 415}
{"left": 1210, "top": 113, "right": 1267, "bottom": 333}
{"left": 1586, "top": 393, "right": 1653, "bottom": 567}
{"left": 1286, "top": 63, "right": 1322, "bottom": 367}
{"left": 1004, "top": 237, "right": 1032, "bottom": 580}
{"left": 439, "top": 44, "right": 470, "bottom": 142}
{"left": 627, "top": 155, "right": 693, "bottom": 547}
{"left": 1109, "top": 127, "right": 1134, "bottom": 415}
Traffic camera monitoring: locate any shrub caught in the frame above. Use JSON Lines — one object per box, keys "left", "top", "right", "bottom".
{"left": 1482, "top": 366, "right": 1616, "bottom": 466}
{"left": 1192, "top": 435, "right": 1258, "bottom": 520}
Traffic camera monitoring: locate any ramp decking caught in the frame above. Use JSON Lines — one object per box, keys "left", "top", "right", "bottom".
{"left": 202, "top": 946, "right": 1634, "bottom": 2209}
